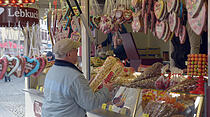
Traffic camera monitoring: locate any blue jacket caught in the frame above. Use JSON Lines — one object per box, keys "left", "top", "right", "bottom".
{"left": 42, "top": 60, "right": 111, "bottom": 117}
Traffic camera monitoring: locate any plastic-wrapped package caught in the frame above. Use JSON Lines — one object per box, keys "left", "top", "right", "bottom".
{"left": 114, "top": 75, "right": 136, "bottom": 85}
{"left": 133, "top": 62, "right": 163, "bottom": 82}
{"left": 156, "top": 104, "right": 171, "bottom": 117}
{"left": 171, "top": 115, "right": 186, "bottom": 117}
{"left": 128, "top": 76, "right": 160, "bottom": 88}
{"left": 150, "top": 102, "right": 164, "bottom": 117}
{"left": 162, "top": 107, "right": 178, "bottom": 117}
{"left": 143, "top": 101, "right": 154, "bottom": 114}
{"left": 104, "top": 61, "right": 124, "bottom": 83}
{"left": 167, "top": 78, "right": 198, "bottom": 93}
{"left": 118, "top": 67, "right": 135, "bottom": 77}
{"left": 155, "top": 75, "right": 171, "bottom": 89}
{"left": 89, "top": 56, "right": 118, "bottom": 92}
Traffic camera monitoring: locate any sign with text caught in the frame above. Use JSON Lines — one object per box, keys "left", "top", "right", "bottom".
{"left": 0, "top": 6, "right": 39, "bottom": 27}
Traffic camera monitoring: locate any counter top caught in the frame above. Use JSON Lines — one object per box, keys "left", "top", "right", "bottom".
{"left": 87, "top": 109, "right": 129, "bottom": 117}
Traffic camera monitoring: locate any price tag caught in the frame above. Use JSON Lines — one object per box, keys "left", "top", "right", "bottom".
{"left": 143, "top": 113, "right": 149, "bottom": 117}
{"left": 108, "top": 105, "right": 113, "bottom": 111}
{"left": 40, "top": 87, "right": 43, "bottom": 92}
{"left": 120, "top": 108, "right": 126, "bottom": 115}
{"left": 36, "top": 86, "right": 39, "bottom": 90}
{"left": 101, "top": 103, "right": 107, "bottom": 110}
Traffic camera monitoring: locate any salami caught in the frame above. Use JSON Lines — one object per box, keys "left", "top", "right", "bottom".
{"left": 188, "top": 2, "right": 207, "bottom": 35}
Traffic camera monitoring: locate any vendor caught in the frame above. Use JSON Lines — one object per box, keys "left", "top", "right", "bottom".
{"left": 170, "top": 7, "right": 190, "bottom": 71}
{"left": 171, "top": 33, "right": 190, "bottom": 70}
{"left": 97, "top": 24, "right": 129, "bottom": 66}
{"left": 42, "top": 39, "right": 114, "bottom": 117}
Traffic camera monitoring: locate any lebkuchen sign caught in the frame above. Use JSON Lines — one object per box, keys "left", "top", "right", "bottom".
{"left": 0, "top": 6, "right": 39, "bottom": 27}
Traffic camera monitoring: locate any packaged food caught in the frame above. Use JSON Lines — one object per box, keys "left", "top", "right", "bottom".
{"left": 119, "top": 67, "right": 135, "bottom": 77}
{"left": 89, "top": 56, "right": 118, "bottom": 92}
{"left": 127, "top": 76, "right": 160, "bottom": 88}
{"left": 114, "top": 75, "right": 136, "bottom": 85}
{"left": 167, "top": 78, "right": 198, "bottom": 93}
{"left": 133, "top": 62, "right": 163, "bottom": 82}
{"left": 171, "top": 115, "right": 186, "bottom": 117}
{"left": 104, "top": 61, "right": 124, "bottom": 83}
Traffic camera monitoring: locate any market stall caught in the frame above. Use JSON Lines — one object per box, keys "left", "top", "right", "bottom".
{"left": 0, "top": 0, "right": 207, "bottom": 116}
{"left": 86, "top": 0, "right": 208, "bottom": 116}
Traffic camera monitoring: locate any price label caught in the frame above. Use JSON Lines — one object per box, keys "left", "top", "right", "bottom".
{"left": 120, "top": 108, "right": 126, "bottom": 115}
{"left": 108, "top": 105, "right": 113, "bottom": 111}
{"left": 36, "top": 86, "right": 39, "bottom": 90}
{"left": 101, "top": 103, "right": 107, "bottom": 110}
{"left": 40, "top": 87, "right": 43, "bottom": 92}
{"left": 143, "top": 113, "right": 149, "bottom": 117}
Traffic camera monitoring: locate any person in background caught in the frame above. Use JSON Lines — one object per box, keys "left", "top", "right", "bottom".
{"left": 171, "top": 33, "right": 190, "bottom": 70}
{"left": 97, "top": 24, "right": 129, "bottom": 66}
{"left": 171, "top": 7, "right": 190, "bottom": 72}
{"left": 46, "top": 51, "right": 55, "bottom": 61}
{"left": 4, "top": 75, "right": 11, "bottom": 82}
{"left": 42, "top": 39, "right": 115, "bottom": 117}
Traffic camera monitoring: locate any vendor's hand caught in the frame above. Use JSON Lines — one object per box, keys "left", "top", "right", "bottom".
{"left": 103, "top": 81, "right": 115, "bottom": 92}
{"left": 97, "top": 44, "right": 103, "bottom": 49}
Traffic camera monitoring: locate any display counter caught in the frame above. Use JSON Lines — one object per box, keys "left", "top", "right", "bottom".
{"left": 87, "top": 109, "right": 129, "bottom": 117}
